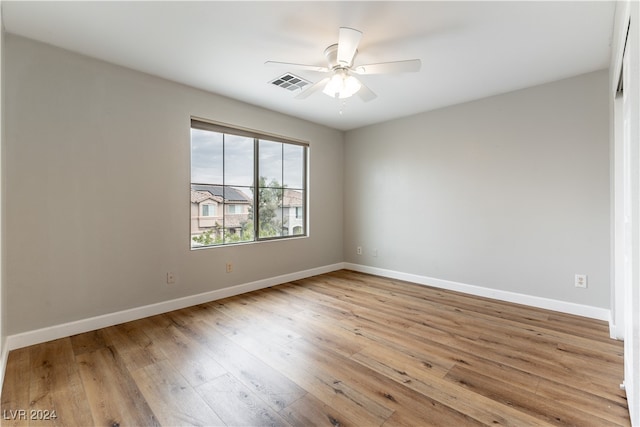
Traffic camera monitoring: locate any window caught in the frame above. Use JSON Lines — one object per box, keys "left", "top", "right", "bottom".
{"left": 190, "top": 119, "right": 307, "bottom": 248}
{"left": 202, "top": 204, "right": 216, "bottom": 217}
{"left": 226, "top": 204, "right": 244, "bottom": 215}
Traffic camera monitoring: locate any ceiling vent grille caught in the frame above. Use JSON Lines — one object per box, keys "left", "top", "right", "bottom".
{"left": 270, "top": 73, "right": 310, "bottom": 92}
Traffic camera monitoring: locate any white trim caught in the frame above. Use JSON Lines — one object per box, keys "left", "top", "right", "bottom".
{"left": 344, "top": 263, "right": 611, "bottom": 322}
{"left": 609, "top": 322, "right": 620, "bottom": 340}
{"left": 5, "top": 263, "right": 344, "bottom": 351}
{"left": 0, "top": 340, "right": 8, "bottom": 397}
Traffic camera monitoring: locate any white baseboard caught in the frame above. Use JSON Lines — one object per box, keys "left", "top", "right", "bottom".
{"left": 609, "top": 322, "right": 624, "bottom": 340}
{"left": 4, "top": 261, "right": 613, "bottom": 352}
{"left": 344, "top": 263, "right": 611, "bottom": 322}
{"left": 0, "top": 338, "right": 8, "bottom": 396}
{"left": 5, "top": 263, "right": 344, "bottom": 351}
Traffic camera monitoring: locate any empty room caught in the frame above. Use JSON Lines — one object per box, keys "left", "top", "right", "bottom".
{"left": 0, "top": 1, "right": 638, "bottom": 426}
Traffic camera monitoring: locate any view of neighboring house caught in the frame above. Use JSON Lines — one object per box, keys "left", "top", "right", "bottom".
{"left": 190, "top": 184, "right": 305, "bottom": 243}
{"left": 281, "top": 189, "right": 304, "bottom": 236}
{"left": 190, "top": 184, "right": 252, "bottom": 242}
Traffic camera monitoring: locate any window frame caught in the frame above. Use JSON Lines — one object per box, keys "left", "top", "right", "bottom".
{"left": 190, "top": 118, "right": 309, "bottom": 249}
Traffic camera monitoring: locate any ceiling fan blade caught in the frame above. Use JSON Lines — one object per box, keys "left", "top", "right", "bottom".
{"left": 337, "top": 27, "right": 362, "bottom": 67}
{"left": 356, "top": 81, "right": 377, "bottom": 102}
{"left": 295, "top": 77, "right": 331, "bottom": 99}
{"left": 265, "top": 61, "right": 330, "bottom": 73}
{"left": 353, "top": 59, "right": 422, "bottom": 75}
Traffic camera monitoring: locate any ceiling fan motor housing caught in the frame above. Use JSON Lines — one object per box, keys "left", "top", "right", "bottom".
{"left": 324, "top": 44, "right": 357, "bottom": 69}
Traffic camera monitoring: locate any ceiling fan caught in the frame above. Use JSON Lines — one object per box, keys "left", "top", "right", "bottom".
{"left": 265, "top": 27, "right": 421, "bottom": 102}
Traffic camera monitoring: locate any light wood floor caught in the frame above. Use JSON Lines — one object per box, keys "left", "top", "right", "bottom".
{"left": 1, "top": 270, "right": 630, "bottom": 426}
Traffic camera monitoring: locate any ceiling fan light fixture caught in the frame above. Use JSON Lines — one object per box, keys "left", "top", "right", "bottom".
{"left": 322, "top": 70, "right": 361, "bottom": 99}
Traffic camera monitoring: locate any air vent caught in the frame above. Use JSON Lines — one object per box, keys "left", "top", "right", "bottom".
{"left": 270, "top": 73, "right": 310, "bottom": 92}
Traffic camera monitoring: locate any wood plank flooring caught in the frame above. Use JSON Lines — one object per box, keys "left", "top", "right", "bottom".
{"left": 1, "top": 270, "right": 629, "bottom": 426}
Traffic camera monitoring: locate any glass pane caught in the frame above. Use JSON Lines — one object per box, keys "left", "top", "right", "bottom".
{"left": 191, "top": 128, "right": 223, "bottom": 185}
{"left": 259, "top": 140, "right": 282, "bottom": 187}
{"left": 203, "top": 205, "right": 215, "bottom": 216}
{"left": 282, "top": 189, "right": 304, "bottom": 236}
{"left": 283, "top": 144, "right": 304, "bottom": 189}
{"left": 258, "top": 185, "right": 283, "bottom": 238}
{"left": 191, "top": 183, "right": 224, "bottom": 248}
{"left": 191, "top": 228, "right": 222, "bottom": 247}
{"left": 224, "top": 134, "right": 254, "bottom": 186}
{"left": 224, "top": 186, "right": 254, "bottom": 244}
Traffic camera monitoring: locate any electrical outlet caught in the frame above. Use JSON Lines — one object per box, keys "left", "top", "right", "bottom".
{"left": 372, "top": 248, "right": 378, "bottom": 257}
{"left": 226, "top": 262, "right": 233, "bottom": 273}
{"left": 166, "top": 272, "right": 176, "bottom": 284}
{"left": 357, "top": 246, "right": 362, "bottom": 255}
{"left": 575, "top": 274, "right": 587, "bottom": 288}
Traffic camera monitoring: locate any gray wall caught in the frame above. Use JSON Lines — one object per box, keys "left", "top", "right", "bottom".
{"left": 4, "top": 35, "right": 344, "bottom": 335}
{"left": 344, "top": 70, "right": 610, "bottom": 308}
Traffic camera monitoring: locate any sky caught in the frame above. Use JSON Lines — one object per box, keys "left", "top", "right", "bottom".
{"left": 191, "top": 128, "right": 305, "bottom": 189}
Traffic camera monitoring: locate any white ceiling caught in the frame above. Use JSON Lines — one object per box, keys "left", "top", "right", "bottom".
{"left": 2, "top": 1, "right": 616, "bottom": 131}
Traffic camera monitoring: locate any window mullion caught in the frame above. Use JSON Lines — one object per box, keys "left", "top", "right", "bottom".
{"left": 281, "top": 143, "right": 285, "bottom": 236}
{"left": 222, "top": 134, "right": 225, "bottom": 243}
{"left": 254, "top": 138, "right": 260, "bottom": 241}
{"left": 303, "top": 146, "right": 308, "bottom": 236}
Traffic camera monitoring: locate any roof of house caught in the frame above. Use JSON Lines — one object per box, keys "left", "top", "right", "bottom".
{"left": 283, "top": 189, "right": 303, "bottom": 207}
{"left": 191, "top": 190, "right": 222, "bottom": 204}
{"left": 191, "top": 184, "right": 251, "bottom": 203}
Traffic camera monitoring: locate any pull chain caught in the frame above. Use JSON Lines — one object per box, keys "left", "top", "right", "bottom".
{"left": 339, "top": 99, "right": 347, "bottom": 115}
